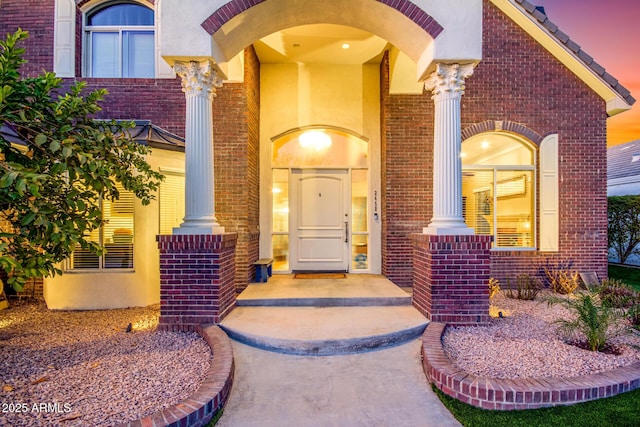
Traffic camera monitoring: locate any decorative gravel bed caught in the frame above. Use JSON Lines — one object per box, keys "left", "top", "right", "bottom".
{"left": 0, "top": 301, "right": 212, "bottom": 427}
{"left": 443, "top": 291, "right": 640, "bottom": 380}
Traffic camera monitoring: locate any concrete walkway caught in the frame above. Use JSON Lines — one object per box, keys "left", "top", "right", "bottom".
{"left": 216, "top": 339, "right": 461, "bottom": 427}
{"left": 216, "top": 275, "right": 461, "bottom": 426}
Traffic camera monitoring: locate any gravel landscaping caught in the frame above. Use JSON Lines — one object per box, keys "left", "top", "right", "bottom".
{"left": 443, "top": 291, "right": 640, "bottom": 380}
{"left": 0, "top": 301, "right": 212, "bottom": 427}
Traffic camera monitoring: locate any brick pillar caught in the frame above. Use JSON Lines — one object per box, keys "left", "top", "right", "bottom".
{"left": 412, "top": 234, "right": 492, "bottom": 326}
{"left": 157, "top": 234, "right": 237, "bottom": 331}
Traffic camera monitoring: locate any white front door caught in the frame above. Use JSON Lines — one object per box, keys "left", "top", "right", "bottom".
{"left": 290, "top": 169, "right": 350, "bottom": 272}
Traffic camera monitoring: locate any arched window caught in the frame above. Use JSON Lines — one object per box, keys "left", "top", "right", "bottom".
{"left": 461, "top": 133, "right": 536, "bottom": 249}
{"left": 84, "top": 2, "right": 155, "bottom": 77}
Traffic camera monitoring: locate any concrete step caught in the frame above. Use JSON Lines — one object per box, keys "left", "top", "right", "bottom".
{"left": 236, "top": 295, "right": 411, "bottom": 307}
{"left": 220, "top": 306, "right": 428, "bottom": 356}
{"left": 237, "top": 274, "right": 412, "bottom": 307}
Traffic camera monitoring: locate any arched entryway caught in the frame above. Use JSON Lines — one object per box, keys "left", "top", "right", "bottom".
{"left": 269, "top": 126, "right": 373, "bottom": 273}
{"left": 156, "top": 0, "right": 488, "bottom": 328}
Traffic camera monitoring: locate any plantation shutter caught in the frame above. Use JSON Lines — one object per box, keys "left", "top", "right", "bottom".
{"left": 539, "top": 134, "right": 559, "bottom": 252}
{"left": 159, "top": 170, "right": 185, "bottom": 234}
{"left": 103, "top": 185, "right": 135, "bottom": 268}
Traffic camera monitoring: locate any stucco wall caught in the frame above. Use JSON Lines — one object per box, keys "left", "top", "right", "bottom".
{"left": 259, "top": 61, "right": 382, "bottom": 273}
{"left": 44, "top": 148, "right": 185, "bottom": 310}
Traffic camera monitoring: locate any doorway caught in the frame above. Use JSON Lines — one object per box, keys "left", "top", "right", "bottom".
{"left": 290, "top": 169, "right": 350, "bottom": 272}
{"left": 266, "top": 127, "right": 378, "bottom": 274}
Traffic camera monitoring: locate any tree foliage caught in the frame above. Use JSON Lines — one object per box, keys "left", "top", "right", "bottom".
{"left": 0, "top": 29, "right": 163, "bottom": 291}
{"left": 608, "top": 195, "right": 640, "bottom": 264}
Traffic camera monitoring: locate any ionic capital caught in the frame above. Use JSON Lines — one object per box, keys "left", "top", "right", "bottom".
{"left": 424, "top": 63, "right": 475, "bottom": 101}
{"left": 174, "top": 61, "right": 223, "bottom": 99}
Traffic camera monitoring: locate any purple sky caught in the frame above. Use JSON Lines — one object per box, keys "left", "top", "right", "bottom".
{"left": 532, "top": 0, "right": 640, "bottom": 145}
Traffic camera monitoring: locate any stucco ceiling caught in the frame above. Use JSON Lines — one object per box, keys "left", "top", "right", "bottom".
{"left": 253, "top": 24, "right": 388, "bottom": 65}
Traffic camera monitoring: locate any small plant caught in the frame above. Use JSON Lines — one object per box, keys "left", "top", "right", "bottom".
{"left": 628, "top": 303, "right": 640, "bottom": 330}
{"left": 505, "top": 275, "right": 542, "bottom": 301}
{"left": 488, "top": 277, "right": 500, "bottom": 299}
{"left": 542, "top": 259, "right": 580, "bottom": 294}
{"left": 596, "top": 278, "right": 638, "bottom": 309}
{"left": 546, "top": 291, "right": 628, "bottom": 352}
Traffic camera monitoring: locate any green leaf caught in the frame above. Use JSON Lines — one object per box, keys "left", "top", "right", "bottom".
{"left": 35, "top": 133, "right": 47, "bottom": 146}
{"left": 21, "top": 211, "right": 36, "bottom": 225}
{"left": 15, "top": 177, "right": 26, "bottom": 194}
{"left": 49, "top": 140, "right": 61, "bottom": 152}
{"left": 0, "top": 171, "right": 19, "bottom": 188}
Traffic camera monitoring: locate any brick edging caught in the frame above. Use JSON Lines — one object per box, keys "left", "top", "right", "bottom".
{"left": 122, "top": 325, "right": 235, "bottom": 426}
{"left": 422, "top": 322, "right": 640, "bottom": 410}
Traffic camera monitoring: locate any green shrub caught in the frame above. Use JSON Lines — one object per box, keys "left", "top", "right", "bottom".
{"left": 546, "top": 291, "right": 628, "bottom": 352}
{"left": 596, "top": 278, "right": 638, "bottom": 309}
{"left": 628, "top": 304, "right": 640, "bottom": 330}
{"left": 506, "top": 275, "right": 542, "bottom": 301}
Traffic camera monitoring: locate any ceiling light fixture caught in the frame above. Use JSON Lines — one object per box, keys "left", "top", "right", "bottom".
{"left": 341, "top": 43, "right": 350, "bottom": 49}
{"left": 299, "top": 130, "right": 332, "bottom": 151}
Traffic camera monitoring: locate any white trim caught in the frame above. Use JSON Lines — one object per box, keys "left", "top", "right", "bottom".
{"left": 539, "top": 134, "right": 559, "bottom": 252}
{"left": 53, "top": 0, "right": 76, "bottom": 77}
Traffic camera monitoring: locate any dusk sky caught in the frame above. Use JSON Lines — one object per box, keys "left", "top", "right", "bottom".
{"left": 532, "top": 0, "right": 640, "bottom": 146}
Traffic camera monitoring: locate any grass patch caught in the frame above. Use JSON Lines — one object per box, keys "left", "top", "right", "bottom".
{"left": 206, "top": 409, "right": 223, "bottom": 426}
{"left": 433, "top": 385, "right": 640, "bottom": 427}
{"left": 608, "top": 264, "right": 640, "bottom": 291}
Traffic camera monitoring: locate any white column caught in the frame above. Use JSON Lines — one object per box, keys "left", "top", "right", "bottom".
{"left": 423, "top": 63, "right": 475, "bottom": 235}
{"left": 173, "top": 60, "right": 225, "bottom": 234}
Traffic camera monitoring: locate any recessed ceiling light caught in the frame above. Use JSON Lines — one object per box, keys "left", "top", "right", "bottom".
{"left": 341, "top": 43, "right": 350, "bottom": 49}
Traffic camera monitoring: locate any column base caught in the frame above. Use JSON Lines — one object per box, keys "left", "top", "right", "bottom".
{"left": 157, "top": 233, "right": 237, "bottom": 330}
{"left": 173, "top": 225, "right": 226, "bottom": 235}
{"left": 423, "top": 225, "right": 475, "bottom": 235}
{"left": 412, "top": 234, "right": 492, "bottom": 326}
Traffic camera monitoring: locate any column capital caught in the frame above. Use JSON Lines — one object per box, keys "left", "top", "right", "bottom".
{"left": 424, "top": 63, "right": 475, "bottom": 101}
{"left": 174, "top": 60, "right": 223, "bottom": 98}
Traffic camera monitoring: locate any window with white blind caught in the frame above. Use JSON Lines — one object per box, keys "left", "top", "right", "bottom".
{"left": 84, "top": 2, "right": 155, "bottom": 78}
{"left": 461, "top": 133, "right": 536, "bottom": 249}
{"left": 159, "top": 170, "right": 185, "bottom": 234}
{"left": 68, "top": 184, "right": 134, "bottom": 270}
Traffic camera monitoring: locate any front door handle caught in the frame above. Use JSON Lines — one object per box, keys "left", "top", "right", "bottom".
{"left": 345, "top": 221, "right": 349, "bottom": 243}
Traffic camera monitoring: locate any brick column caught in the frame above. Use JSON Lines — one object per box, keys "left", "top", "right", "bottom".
{"left": 412, "top": 234, "right": 492, "bottom": 326}
{"left": 157, "top": 234, "right": 237, "bottom": 331}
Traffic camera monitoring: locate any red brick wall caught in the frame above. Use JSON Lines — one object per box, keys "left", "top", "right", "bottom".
{"left": 381, "top": 59, "right": 434, "bottom": 287}
{"left": 157, "top": 234, "right": 237, "bottom": 329}
{"left": 413, "top": 234, "right": 492, "bottom": 326}
{"left": 245, "top": 47, "right": 261, "bottom": 284}
{"left": 381, "top": 1, "right": 609, "bottom": 287}
{"left": 0, "top": 0, "right": 55, "bottom": 77}
{"left": 67, "top": 78, "right": 186, "bottom": 137}
{"left": 465, "top": 1, "right": 609, "bottom": 283}
{"left": 213, "top": 46, "right": 261, "bottom": 291}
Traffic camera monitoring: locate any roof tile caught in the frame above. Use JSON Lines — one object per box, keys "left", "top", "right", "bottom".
{"left": 516, "top": 1, "right": 634, "bottom": 106}
{"left": 577, "top": 50, "right": 594, "bottom": 65}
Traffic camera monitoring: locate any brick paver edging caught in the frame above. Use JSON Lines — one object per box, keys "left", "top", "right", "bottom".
{"left": 422, "top": 322, "right": 640, "bottom": 410}
{"left": 121, "top": 325, "right": 234, "bottom": 427}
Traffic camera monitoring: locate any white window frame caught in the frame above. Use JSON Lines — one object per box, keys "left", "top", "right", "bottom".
{"left": 83, "top": 2, "right": 155, "bottom": 78}
{"left": 462, "top": 134, "right": 538, "bottom": 251}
